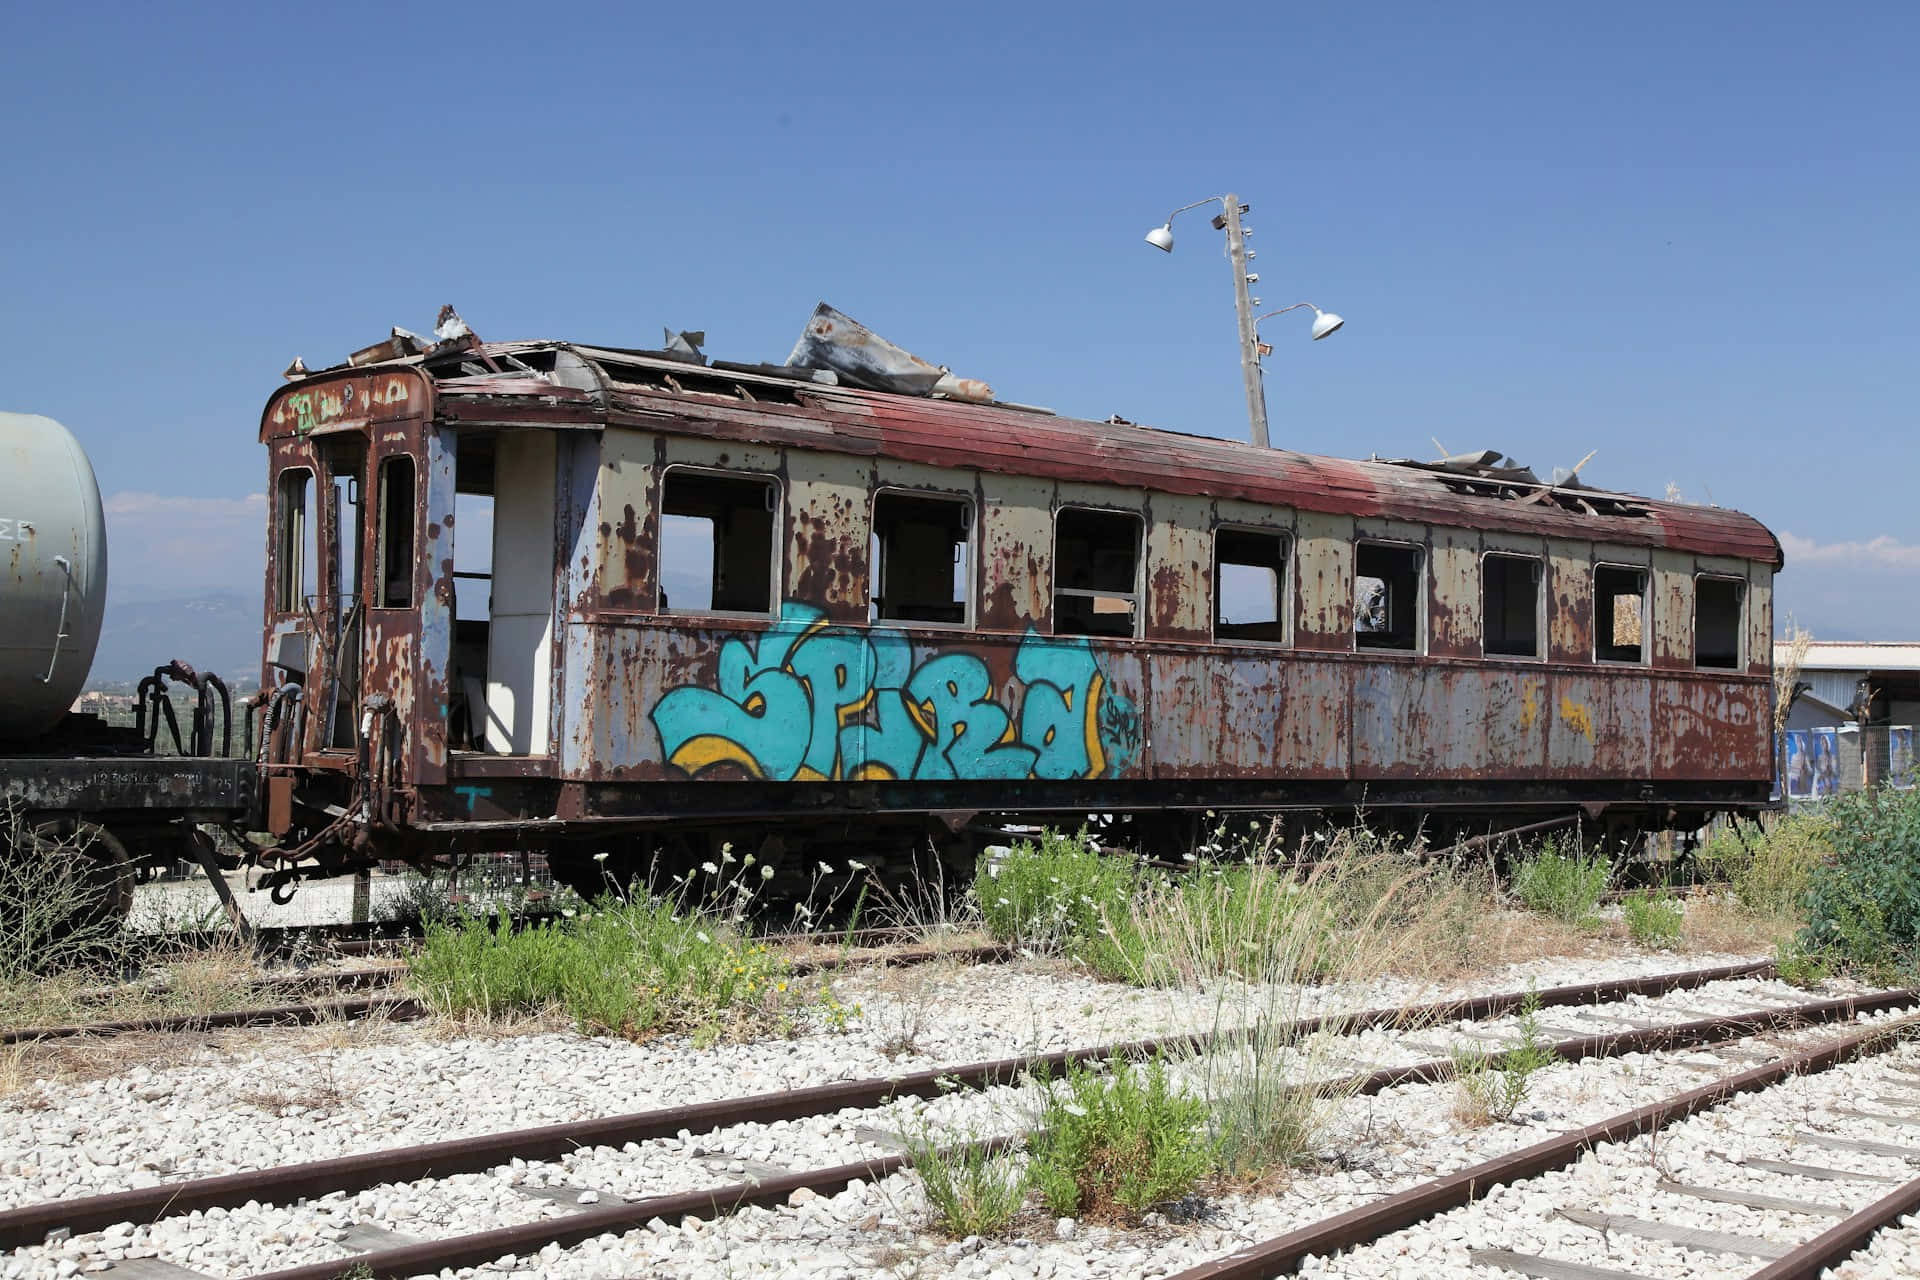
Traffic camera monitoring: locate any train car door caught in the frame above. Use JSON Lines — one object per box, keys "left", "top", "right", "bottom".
{"left": 364, "top": 422, "right": 451, "bottom": 786}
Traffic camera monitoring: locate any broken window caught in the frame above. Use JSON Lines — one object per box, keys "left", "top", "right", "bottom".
{"left": 376, "top": 455, "right": 416, "bottom": 608}
{"left": 1215, "top": 527, "right": 1289, "bottom": 643}
{"left": 660, "top": 469, "right": 777, "bottom": 614}
{"left": 1355, "top": 541, "right": 1423, "bottom": 652}
{"left": 871, "top": 491, "right": 970, "bottom": 625}
{"left": 1695, "top": 575, "right": 1745, "bottom": 669}
{"left": 1594, "top": 564, "right": 1646, "bottom": 663}
{"left": 1482, "top": 553, "right": 1542, "bottom": 658}
{"left": 275, "top": 468, "right": 315, "bottom": 612}
{"left": 1054, "top": 507, "right": 1140, "bottom": 638}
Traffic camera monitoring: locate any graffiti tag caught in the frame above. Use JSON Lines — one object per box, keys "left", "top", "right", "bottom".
{"left": 650, "top": 602, "right": 1135, "bottom": 782}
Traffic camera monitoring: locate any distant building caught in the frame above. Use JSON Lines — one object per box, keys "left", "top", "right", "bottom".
{"left": 1776, "top": 641, "right": 1918, "bottom": 796}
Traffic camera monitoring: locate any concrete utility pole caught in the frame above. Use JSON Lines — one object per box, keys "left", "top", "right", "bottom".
{"left": 1143, "top": 192, "right": 1344, "bottom": 450}
{"left": 1218, "top": 196, "right": 1268, "bottom": 448}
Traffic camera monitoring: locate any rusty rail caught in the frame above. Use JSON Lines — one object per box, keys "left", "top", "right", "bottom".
{"left": 1749, "top": 1171, "right": 1920, "bottom": 1280}
{"left": 247, "top": 989, "right": 1918, "bottom": 1280}
{"left": 1166, "top": 1010, "right": 1920, "bottom": 1280}
{"left": 0, "top": 961, "right": 1835, "bottom": 1252}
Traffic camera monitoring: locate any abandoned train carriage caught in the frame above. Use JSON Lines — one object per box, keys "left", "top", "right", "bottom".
{"left": 256, "top": 340, "right": 1780, "bottom": 893}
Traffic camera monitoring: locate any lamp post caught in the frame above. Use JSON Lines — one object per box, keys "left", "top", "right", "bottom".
{"left": 1144, "top": 194, "right": 1343, "bottom": 449}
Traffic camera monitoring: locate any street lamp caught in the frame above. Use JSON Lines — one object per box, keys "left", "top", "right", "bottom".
{"left": 1143, "top": 193, "right": 1343, "bottom": 449}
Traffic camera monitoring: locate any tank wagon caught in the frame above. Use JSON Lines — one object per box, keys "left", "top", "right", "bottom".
{"left": 1, "top": 413, "right": 252, "bottom": 922}
{"left": 255, "top": 329, "right": 1780, "bottom": 899}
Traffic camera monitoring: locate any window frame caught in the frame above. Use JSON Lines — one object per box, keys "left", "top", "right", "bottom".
{"left": 1592, "top": 561, "right": 1650, "bottom": 666}
{"left": 1052, "top": 503, "right": 1144, "bottom": 640}
{"left": 869, "top": 486, "right": 975, "bottom": 629}
{"left": 1211, "top": 523, "right": 1292, "bottom": 647}
{"left": 656, "top": 463, "right": 784, "bottom": 618}
{"left": 1353, "top": 537, "right": 1427, "bottom": 655}
{"left": 275, "top": 466, "right": 315, "bottom": 614}
{"left": 1693, "top": 572, "right": 1747, "bottom": 671}
{"left": 374, "top": 453, "right": 417, "bottom": 611}
{"left": 1480, "top": 550, "right": 1545, "bottom": 661}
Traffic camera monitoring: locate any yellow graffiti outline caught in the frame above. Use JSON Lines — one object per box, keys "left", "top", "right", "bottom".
{"left": 667, "top": 734, "right": 766, "bottom": 778}
{"left": 1083, "top": 672, "right": 1107, "bottom": 778}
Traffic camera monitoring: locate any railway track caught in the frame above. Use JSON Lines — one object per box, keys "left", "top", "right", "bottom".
{"left": 1, "top": 965, "right": 1904, "bottom": 1278}
{"left": 1, "top": 932, "right": 1010, "bottom": 1045}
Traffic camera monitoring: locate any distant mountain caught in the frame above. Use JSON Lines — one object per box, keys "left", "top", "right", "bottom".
{"left": 93, "top": 593, "right": 262, "bottom": 685}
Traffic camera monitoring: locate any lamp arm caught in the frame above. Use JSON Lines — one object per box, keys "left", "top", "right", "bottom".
{"left": 1160, "top": 196, "right": 1230, "bottom": 226}
{"left": 1253, "top": 302, "right": 1323, "bottom": 325}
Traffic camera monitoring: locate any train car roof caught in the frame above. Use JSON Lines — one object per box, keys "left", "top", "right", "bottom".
{"left": 268, "top": 337, "right": 1784, "bottom": 568}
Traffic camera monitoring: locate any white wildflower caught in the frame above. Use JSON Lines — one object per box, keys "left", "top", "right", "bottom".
{"left": 761, "top": 865, "right": 775, "bottom": 881}
{"left": 592, "top": 851, "right": 609, "bottom": 863}
{"left": 701, "top": 861, "right": 719, "bottom": 875}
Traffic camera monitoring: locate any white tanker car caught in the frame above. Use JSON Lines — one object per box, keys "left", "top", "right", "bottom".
{"left": 0, "top": 413, "right": 253, "bottom": 929}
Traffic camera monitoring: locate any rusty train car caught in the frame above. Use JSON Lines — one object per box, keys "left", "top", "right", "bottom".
{"left": 254, "top": 334, "right": 1781, "bottom": 897}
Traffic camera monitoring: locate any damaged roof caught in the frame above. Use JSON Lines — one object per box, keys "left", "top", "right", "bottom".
{"left": 263, "top": 336, "right": 1784, "bottom": 569}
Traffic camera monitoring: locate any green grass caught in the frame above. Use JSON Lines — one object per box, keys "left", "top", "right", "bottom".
{"left": 1696, "top": 814, "right": 1832, "bottom": 920}
{"left": 1511, "top": 841, "right": 1609, "bottom": 926}
{"left": 977, "top": 829, "right": 1155, "bottom": 981}
{"left": 897, "top": 1119, "right": 1028, "bottom": 1238}
{"left": 1622, "top": 890, "right": 1684, "bottom": 949}
{"left": 408, "top": 898, "right": 853, "bottom": 1041}
{"left": 1027, "top": 1057, "right": 1214, "bottom": 1225}
{"left": 1451, "top": 991, "right": 1558, "bottom": 1125}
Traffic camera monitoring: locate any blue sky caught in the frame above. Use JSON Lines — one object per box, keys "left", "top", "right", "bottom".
{"left": 3, "top": 3, "right": 1913, "bottom": 639}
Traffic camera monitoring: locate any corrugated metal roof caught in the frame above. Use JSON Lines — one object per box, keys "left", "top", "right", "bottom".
{"left": 1791, "top": 642, "right": 1920, "bottom": 672}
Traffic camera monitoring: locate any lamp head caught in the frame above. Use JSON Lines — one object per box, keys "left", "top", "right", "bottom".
{"left": 1310, "top": 309, "right": 1345, "bottom": 340}
{"left": 1144, "top": 224, "right": 1175, "bottom": 253}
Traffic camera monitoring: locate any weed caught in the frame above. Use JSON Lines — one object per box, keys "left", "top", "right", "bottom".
{"left": 1696, "top": 814, "right": 1831, "bottom": 920}
{"left": 1773, "top": 936, "right": 1833, "bottom": 989}
{"left": 408, "top": 896, "right": 849, "bottom": 1042}
{"left": 897, "top": 1117, "right": 1028, "bottom": 1238}
{"left": 1622, "top": 891, "right": 1684, "bottom": 949}
{"left": 1511, "top": 841, "right": 1609, "bottom": 926}
{"left": 977, "top": 830, "right": 1154, "bottom": 979}
{"left": 1026, "top": 1057, "right": 1214, "bottom": 1225}
{"left": 1452, "top": 991, "right": 1557, "bottom": 1125}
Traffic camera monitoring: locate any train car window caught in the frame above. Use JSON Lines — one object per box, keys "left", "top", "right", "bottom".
{"left": 1594, "top": 564, "right": 1647, "bottom": 663}
{"left": 1354, "top": 541, "right": 1423, "bottom": 651}
{"left": 376, "top": 455, "right": 416, "bottom": 608}
{"left": 1482, "top": 553, "right": 1542, "bottom": 658}
{"left": 660, "top": 469, "right": 778, "bottom": 614}
{"left": 1215, "top": 527, "right": 1289, "bottom": 643}
{"left": 1054, "top": 507, "right": 1140, "bottom": 638}
{"left": 275, "top": 468, "right": 316, "bottom": 612}
{"left": 1695, "top": 575, "right": 1745, "bottom": 669}
{"left": 871, "top": 491, "right": 970, "bottom": 625}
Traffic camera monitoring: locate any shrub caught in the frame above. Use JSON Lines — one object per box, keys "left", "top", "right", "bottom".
{"left": 1773, "top": 935, "right": 1833, "bottom": 989}
{"left": 1696, "top": 814, "right": 1832, "bottom": 920}
{"left": 1451, "top": 993, "right": 1557, "bottom": 1125}
{"left": 1027, "top": 1057, "right": 1214, "bottom": 1224}
{"left": 1622, "top": 891, "right": 1684, "bottom": 949}
{"left": 976, "top": 829, "right": 1152, "bottom": 980}
{"left": 1510, "top": 841, "right": 1609, "bottom": 926}
{"left": 408, "top": 898, "right": 849, "bottom": 1040}
{"left": 1798, "top": 785, "right": 1920, "bottom": 980}
{"left": 898, "top": 1118, "right": 1028, "bottom": 1238}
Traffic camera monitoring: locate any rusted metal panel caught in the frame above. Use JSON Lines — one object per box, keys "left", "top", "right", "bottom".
{"left": 1482, "top": 667, "right": 1551, "bottom": 772}
{"left": 978, "top": 476, "right": 1053, "bottom": 633}
{"left": 1426, "top": 526, "right": 1481, "bottom": 660}
{"left": 1546, "top": 539, "right": 1593, "bottom": 664}
{"left": 784, "top": 451, "right": 868, "bottom": 624}
{"left": 589, "top": 427, "right": 660, "bottom": 614}
{"left": 1352, "top": 663, "right": 1484, "bottom": 777}
{"left": 414, "top": 427, "right": 457, "bottom": 782}
{"left": 1651, "top": 551, "right": 1693, "bottom": 671}
{"left": 577, "top": 610, "right": 1148, "bottom": 784}
{"left": 1145, "top": 495, "right": 1210, "bottom": 642}
{"left": 1652, "top": 677, "right": 1769, "bottom": 779}
{"left": 260, "top": 369, "right": 427, "bottom": 442}
{"left": 0, "top": 756, "right": 252, "bottom": 813}
{"left": 1546, "top": 670, "right": 1650, "bottom": 777}
{"left": 1293, "top": 510, "right": 1354, "bottom": 649}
